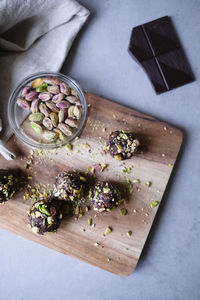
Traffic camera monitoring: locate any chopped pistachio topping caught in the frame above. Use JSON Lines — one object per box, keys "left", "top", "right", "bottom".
{"left": 151, "top": 201, "right": 159, "bottom": 208}
{"left": 145, "top": 181, "right": 151, "bottom": 187}
{"left": 88, "top": 218, "right": 92, "bottom": 226}
{"left": 126, "top": 230, "right": 132, "bottom": 236}
{"left": 38, "top": 204, "right": 50, "bottom": 216}
{"left": 105, "top": 227, "right": 112, "bottom": 235}
{"left": 120, "top": 208, "right": 127, "bottom": 216}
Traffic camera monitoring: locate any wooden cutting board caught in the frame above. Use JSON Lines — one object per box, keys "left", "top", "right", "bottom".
{"left": 0, "top": 92, "right": 183, "bottom": 276}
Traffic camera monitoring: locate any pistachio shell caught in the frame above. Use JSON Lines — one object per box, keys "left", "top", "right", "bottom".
{"left": 58, "top": 123, "right": 73, "bottom": 136}
{"left": 25, "top": 91, "right": 38, "bottom": 101}
{"left": 28, "top": 112, "right": 44, "bottom": 122}
{"left": 56, "top": 100, "right": 70, "bottom": 109}
{"left": 43, "top": 130, "right": 58, "bottom": 141}
{"left": 74, "top": 106, "right": 81, "bottom": 119}
{"left": 30, "top": 122, "right": 43, "bottom": 134}
{"left": 42, "top": 117, "right": 53, "bottom": 130}
{"left": 31, "top": 78, "right": 44, "bottom": 88}
{"left": 39, "top": 103, "right": 50, "bottom": 117}
{"left": 50, "top": 112, "right": 58, "bottom": 127}
{"left": 58, "top": 108, "right": 68, "bottom": 123}
{"left": 47, "top": 85, "right": 60, "bottom": 94}
{"left": 39, "top": 92, "right": 52, "bottom": 101}
{"left": 31, "top": 98, "right": 40, "bottom": 113}
{"left": 52, "top": 93, "right": 65, "bottom": 103}
{"left": 60, "top": 83, "right": 71, "bottom": 95}
{"left": 65, "top": 118, "right": 78, "bottom": 128}
{"left": 16, "top": 97, "right": 30, "bottom": 110}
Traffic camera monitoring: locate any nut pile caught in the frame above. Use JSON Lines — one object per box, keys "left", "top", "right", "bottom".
{"left": 16, "top": 76, "right": 82, "bottom": 142}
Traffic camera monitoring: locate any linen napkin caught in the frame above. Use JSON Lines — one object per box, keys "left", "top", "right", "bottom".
{"left": 0, "top": 0, "right": 90, "bottom": 144}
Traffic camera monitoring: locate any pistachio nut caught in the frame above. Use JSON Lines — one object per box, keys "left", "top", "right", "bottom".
{"left": 31, "top": 78, "right": 44, "bottom": 88}
{"left": 25, "top": 90, "right": 38, "bottom": 101}
{"left": 68, "top": 105, "right": 75, "bottom": 117}
{"left": 16, "top": 97, "right": 31, "bottom": 110}
{"left": 58, "top": 108, "right": 68, "bottom": 123}
{"left": 52, "top": 93, "right": 65, "bottom": 103}
{"left": 50, "top": 112, "right": 58, "bottom": 127}
{"left": 42, "top": 117, "right": 53, "bottom": 130}
{"left": 39, "top": 92, "right": 52, "bottom": 101}
{"left": 70, "top": 88, "right": 77, "bottom": 96}
{"left": 47, "top": 85, "right": 60, "bottom": 94}
{"left": 39, "top": 103, "right": 51, "bottom": 117}
{"left": 28, "top": 112, "right": 44, "bottom": 122}
{"left": 31, "top": 98, "right": 40, "bottom": 113}
{"left": 65, "top": 118, "right": 78, "bottom": 128}
{"left": 30, "top": 122, "right": 43, "bottom": 134}
{"left": 58, "top": 123, "right": 73, "bottom": 136}
{"left": 60, "top": 82, "right": 71, "bottom": 95}
{"left": 56, "top": 100, "right": 70, "bottom": 109}
{"left": 65, "top": 95, "right": 77, "bottom": 104}
{"left": 46, "top": 101, "right": 59, "bottom": 112}
{"left": 43, "top": 130, "right": 58, "bottom": 141}
{"left": 21, "top": 86, "right": 31, "bottom": 97}
{"left": 43, "top": 76, "right": 62, "bottom": 85}
{"left": 53, "top": 128, "right": 64, "bottom": 140}
{"left": 73, "top": 106, "right": 81, "bottom": 119}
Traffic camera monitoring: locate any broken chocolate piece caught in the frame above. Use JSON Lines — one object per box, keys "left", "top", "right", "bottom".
{"left": 128, "top": 16, "right": 194, "bottom": 94}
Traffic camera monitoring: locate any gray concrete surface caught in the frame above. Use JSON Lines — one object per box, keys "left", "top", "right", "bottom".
{"left": 0, "top": 0, "right": 200, "bottom": 299}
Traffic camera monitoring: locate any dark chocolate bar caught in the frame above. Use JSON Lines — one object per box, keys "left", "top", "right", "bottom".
{"left": 128, "top": 16, "right": 194, "bottom": 94}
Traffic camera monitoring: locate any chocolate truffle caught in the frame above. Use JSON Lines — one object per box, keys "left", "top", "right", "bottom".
{"left": 54, "top": 172, "right": 87, "bottom": 202}
{"left": 28, "top": 199, "right": 63, "bottom": 235}
{"left": 89, "top": 181, "right": 121, "bottom": 212}
{"left": 107, "top": 130, "right": 140, "bottom": 160}
{"left": 0, "top": 170, "right": 18, "bottom": 203}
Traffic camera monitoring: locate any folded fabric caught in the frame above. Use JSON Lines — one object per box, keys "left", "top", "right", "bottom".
{"left": 0, "top": 0, "right": 90, "bottom": 142}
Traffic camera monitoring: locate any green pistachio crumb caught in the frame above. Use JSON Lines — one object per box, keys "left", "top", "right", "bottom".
{"left": 145, "top": 181, "right": 151, "bottom": 187}
{"left": 151, "top": 201, "right": 159, "bottom": 208}
{"left": 85, "top": 206, "right": 89, "bottom": 212}
{"left": 88, "top": 218, "right": 92, "bottom": 226}
{"left": 105, "top": 227, "right": 112, "bottom": 235}
{"left": 168, "top": 164, "right": 173, "bottom": 167}
{"left": 66, "top": 143, "right": 73, "bottom": 151}
{"left": 120, "top": 208, "right": 127, "bottom": 216}
{"left": 126, "top": 230, "right": 132, "bottom": 236}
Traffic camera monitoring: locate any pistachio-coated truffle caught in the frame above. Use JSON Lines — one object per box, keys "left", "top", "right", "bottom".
{"left": 55, "top": 172, "right": 87, "bottom": 201}
{"left": 28, "top": 199, "right": 63, "bottom": 235}
{"left": 107, "top": 130, "right": 140, "bottom": 160}
{"left": 89, "top": 181, "right": 121, "bottom": 212}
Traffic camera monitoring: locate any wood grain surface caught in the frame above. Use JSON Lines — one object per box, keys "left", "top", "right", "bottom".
{"left": 0, "top": 92, "right": 183, "bottom": 276}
